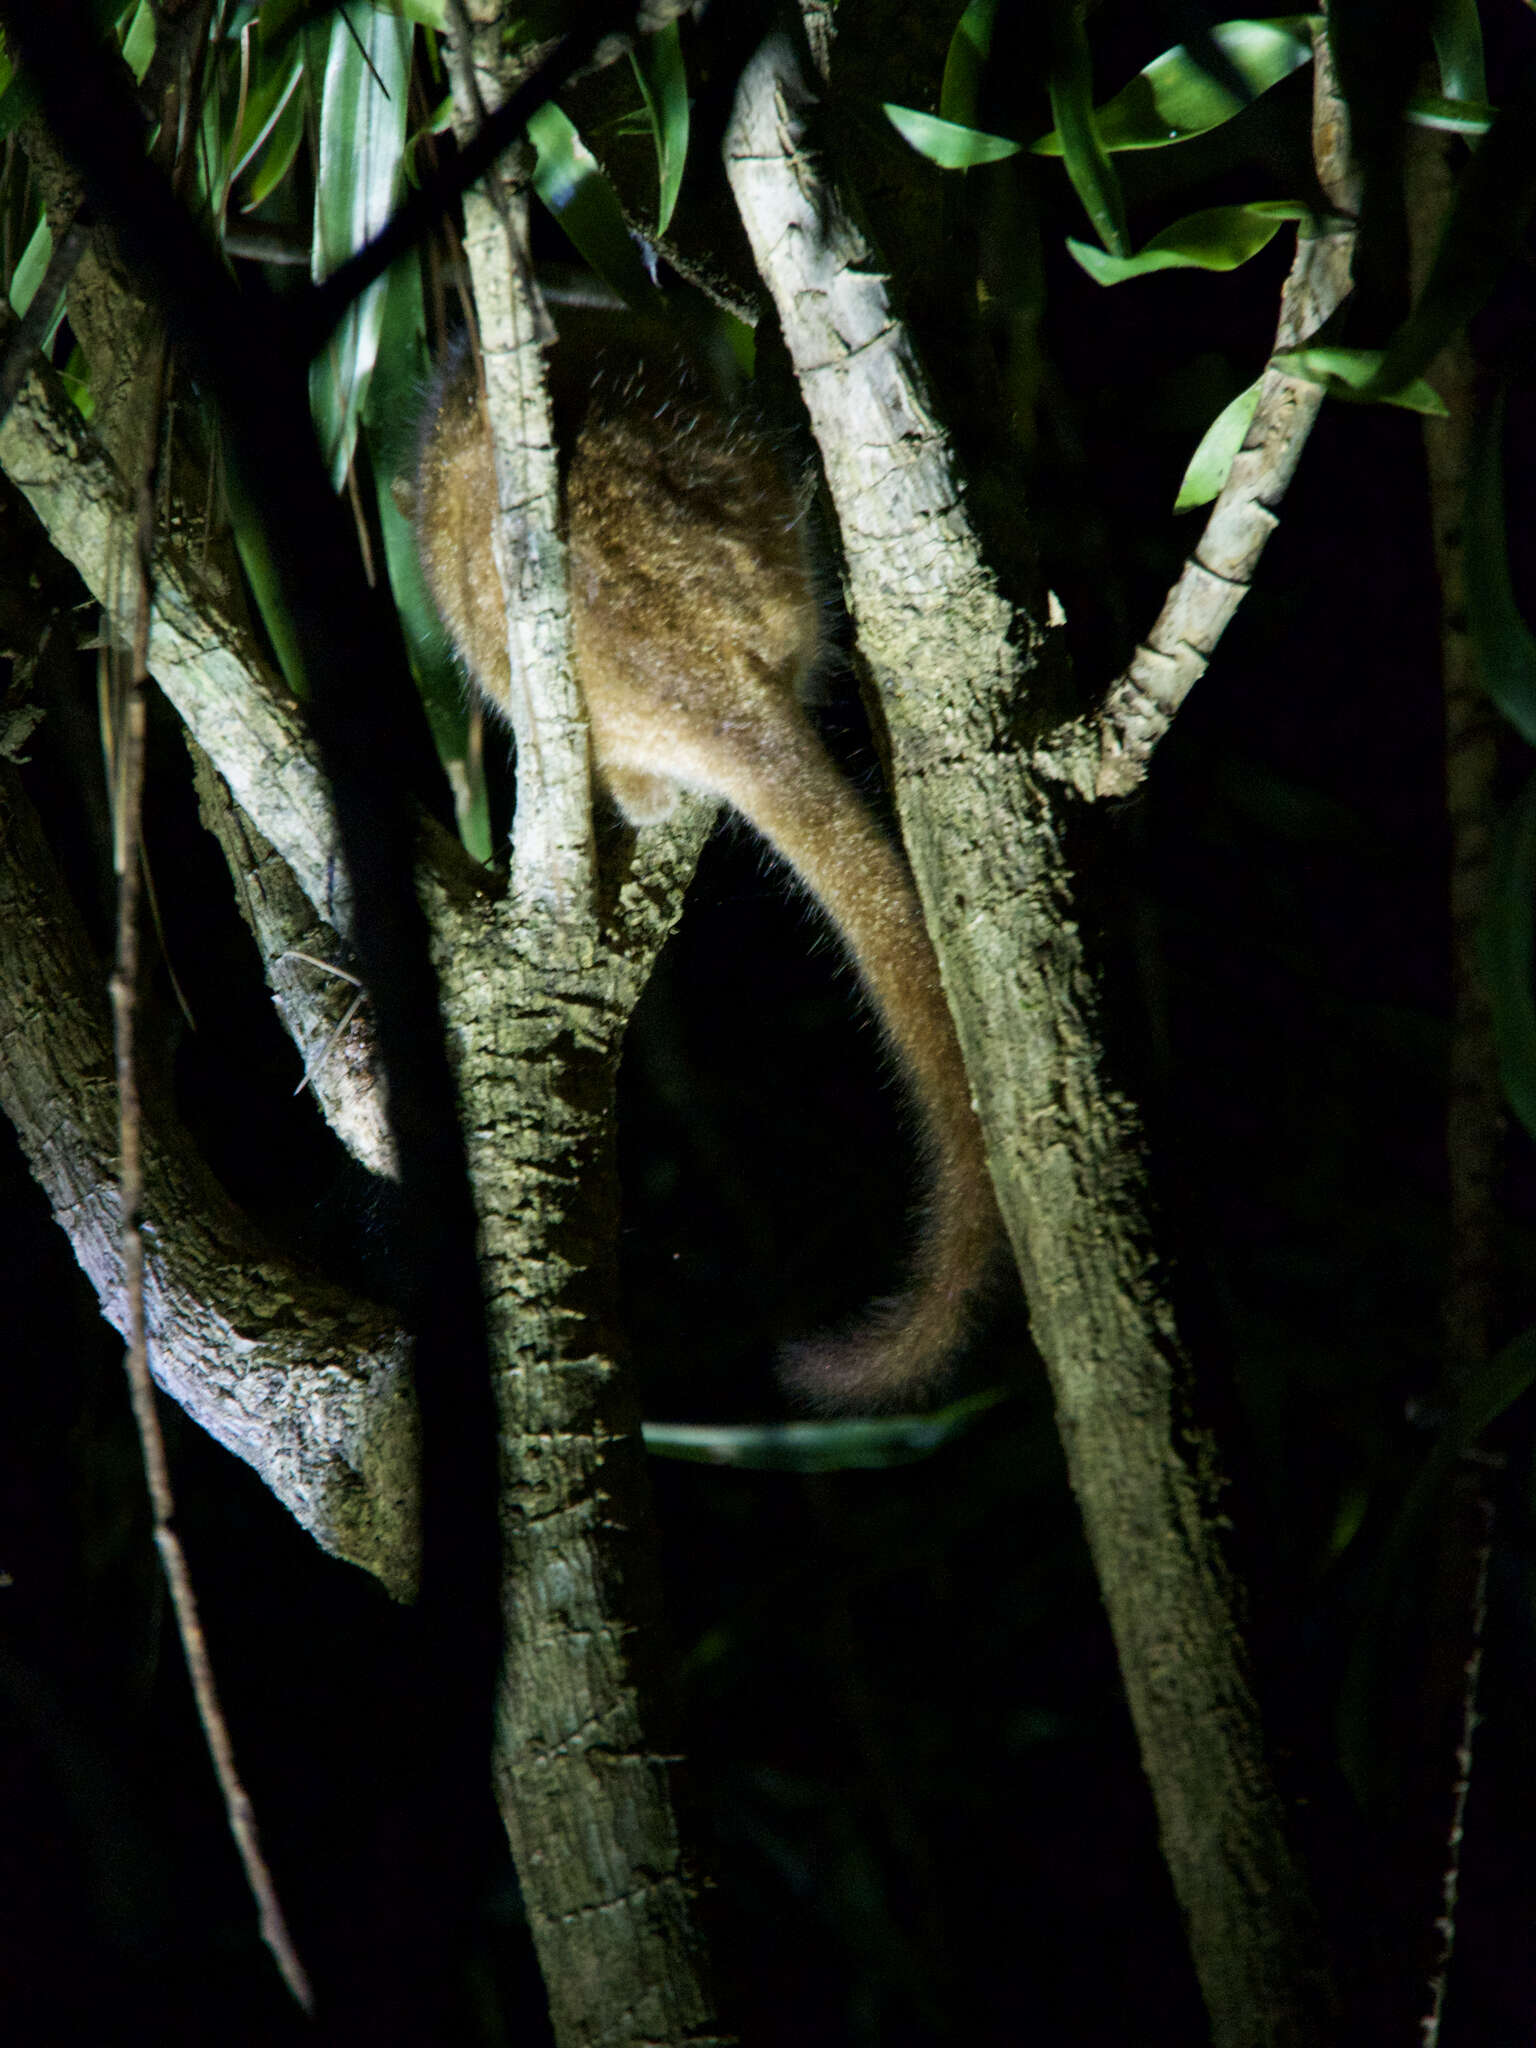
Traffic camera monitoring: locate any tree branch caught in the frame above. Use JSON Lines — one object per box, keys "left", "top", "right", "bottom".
{"left": 727, "top": 31, "right": 1340, "bottom": 2046}
{"left": 1093, "top": 23, "right": 1360, "bottom": 798}
{"left": 442, "top": 4, "right": 597, "bottom": 915}
{"left": 188, "top": 740, "right": 398, "bottom": 1179}
{"left": 0, "top": 765, "right": 419, "bottom": 1597}
{"left": 0, "top": 340, "right": 347, "bottom": 928}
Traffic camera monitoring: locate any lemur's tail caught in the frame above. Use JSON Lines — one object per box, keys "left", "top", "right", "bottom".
{"left": 719, "top": 713, "right": 1002, "bottom": 1411}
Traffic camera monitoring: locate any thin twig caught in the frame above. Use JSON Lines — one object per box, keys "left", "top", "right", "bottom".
{"left": 1419, "top": 1491, "right": 1493, "bottom": 2047}
{"left": 109, "top": 344, "right": 313, "bottom": 2016}
{"left": 1093, "top": 17, "right": 1359, "bottom": 797}
{"left": 279, "top": 947, "right": 368, "bottom": 1098}
{"left": 1402, "top": 104, "right": 1500, "bottom": 2046}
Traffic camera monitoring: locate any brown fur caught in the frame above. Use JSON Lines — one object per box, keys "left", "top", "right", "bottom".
{"left": 413, "top": 351, "right": 998, "bottom": 1408}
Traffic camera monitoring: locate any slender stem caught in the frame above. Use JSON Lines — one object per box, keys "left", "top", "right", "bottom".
{"left": 1419, "top": 1491, "right": 1493, "bottom": 2048}
{"left": 109, "top": 353, "right": 313, "bottom": 2015}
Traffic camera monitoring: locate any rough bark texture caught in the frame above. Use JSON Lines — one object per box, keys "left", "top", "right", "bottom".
{"left": 443, "top": 6, "right": 595, "bottom": 914}
{"left": 727, "top": 33, "right": 1337, "bottom": 2047}
{"left": 421, "top": 12, "right": 733, "bottom": 2040}
{"left": 188, "top": 742, "right": 396, "bottom": 1178}
{"left": 0, "top": 9, "right": 1367, "bottom": 2044}
{"left": 0, "top": 350, "right": 347, "bottom": 928}
{"left": 431, "top": 857, "right": 728, "bottom": 2048}
{"left": 0, "top": 766, "right": 419, "bottom": 1594}
{"left": 4, "top": 90, "right": 731, "bottom": 2030}
{"left": 1095, "top": 26, "right": 1359, "bottom": 798}
{"left": 1, "top": 305, "right": 729, "bottom": 2048}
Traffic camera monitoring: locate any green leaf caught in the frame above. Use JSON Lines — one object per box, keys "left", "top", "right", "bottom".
{"left": 1175, "top": 376, "right": 1262, "bottom": 509}
{"left": 642, "top": 1387, "right": 1012, "bottom": 1471}
{"left": 1068, "top": 199, "right": 1307, "bottom": 284}
{"left": 1457, "top": 1330, "right": 1536, "bottom": 1444}
{"left": 56, "top": 343, "right": 95, "bottom": 423}
{"left": 1045, "top": 0, "right": 1128, "bottom": 254}
{"left": 309, "top": 5, "right": 413, "bottom": 489}
{"left": 120, "top": 0, "right": 155, "bottom": 83}
{"left": 527, "top": 102, "right": 659, "bottom": 308}
{"left": 255, "top": 0, "right": 313, "bottom": 56}
{"left": 939, "top": 0, "right": 998, "bottom": 126}
{"left": 630, "top": 20, "right": 689, "bottom": 236}
{"left": 8, "top": 214, "right": 51, "bottom": 319}
{"left": 0, "top": 68, "right": 33, "bottom": 143}
{"left": 1371, "top": 85, "right": 1536, "bottom": 398}
{"left": 229, "top": 26, "right": 305, "bottom": 188}
{"left": 1431, "top": 0, "right": 1486, "bottom": 105}
{"left": 364, "top": 261, "right": 490, "bottom": 864}
{"left": 884, "top": 103, "right": 1020, "bottom": 169}
{"left": 229, "top": 484, "right": 308, "bottom": 700}
{"left": 1483, "top": 776, "right": 1536, "bottom": 1141}
{"left": 1321, "top": 1476, "right": 1370, "bottom": 1567}
{"left": 1466, "top": 390, "right": 1536, "bottom": 748}
{"left": 1034, "top": 16, "right": 1315, "bottom": 155}
{"left": 388, "top": 0, "right": 447, "bottom": 25}
{"left": 6, "top": 204, "right": 68, "bottom": 352}
{"left": 196, "top": 56, "right": 232, "bottom": 218}
{"left": 243, "top": 50, "right": 309, "bottom": 209}
{"left": 1405, "top": 91, "right": 1495, "bottom": 136}
{"left": 720, "top": 308, "right": 755, "bottom": 379}
{"left": 1269, "top": 347, "right": 1448, "bottom": 415}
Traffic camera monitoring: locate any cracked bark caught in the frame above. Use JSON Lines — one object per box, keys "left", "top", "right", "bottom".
{"left": 0, "top": 7, "right": 1363, "bottom": 2041}
{"left": 725, "top": 29, "right": 1340, "bottom": 2047}
{"left": 3, "top": 48, "right": 726, "bottom": 2034}
{"left": 0, "top": 764, "right": 419, "bottom": 1594}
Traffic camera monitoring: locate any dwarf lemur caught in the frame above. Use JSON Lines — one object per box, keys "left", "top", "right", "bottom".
{"left": 413, "top": 343, "right": 998, "bottom": 1408}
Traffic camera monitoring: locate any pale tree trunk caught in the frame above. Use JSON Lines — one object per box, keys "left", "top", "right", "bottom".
{"left": 721, "top": 22, "right": 1352, "bottom": 2047}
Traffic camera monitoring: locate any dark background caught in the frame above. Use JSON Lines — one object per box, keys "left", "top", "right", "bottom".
{"left": 3, "top": 4, "right": 1536, "bottom": 2043}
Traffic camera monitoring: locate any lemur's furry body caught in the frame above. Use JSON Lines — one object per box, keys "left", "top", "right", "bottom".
{"left": 414, "top": 350, "right": 997, "bottom": 1407}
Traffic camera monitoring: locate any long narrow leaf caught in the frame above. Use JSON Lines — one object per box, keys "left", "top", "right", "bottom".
{"left": 1270, "top": 346, "right": 1448, "bottom": 416}
{"left": 884, "top": 104, "right": 1020, "bottom": 169}
{"left": 244, "top": 54, "right": 308, "bottom": 209}
{"left": 630, "top": 21, "right": 689, "bottom": 236}
{"left": 643, "top": 1388, "right": 1011, "bottom": 1471}
{"left": 1431, "top": 0, "right": 1486, "bottom": 105}
{"left": 1175, "top": 377, "right": 1262, "bottom": 509}
{"left": 1405, "top": 92, "right": 1495, "bottom": 136}
{"left": 527, "top": 102, "right": 659, "bottom": 308}
{"left": 120, "top": 0, "right": 155, "bottom": 82}
{"left": 1045, "top": 0, "right": 1127, "bottom": 255}
{"left": 1034, "top": 16, "right": 1315, "bottom": 156}
{"left": 7, "top": 214, "right": 51, "bottom": 317}
{"left": 1069, "top": 199, "right": 1307, "bottom": 283}
{"left": 229, "top": 28, "right": 304, "bottom": 188}
{"left": 309, "top": 6, "right": 413, "bottom": 488}
{"left": 228, "top": 486, "right": 308, "bottom": 700}
{"left": 364, "top": 262, "right": 491, "bottom": 863}
{"left": 939, "top": 0, "right": 998, "bottom": 126}
{"left": 1465, "top": 390, "right": 1536, "bottom": 746}
{"left": 1371, "top": 84, "right": 1536, "bottom": 400}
